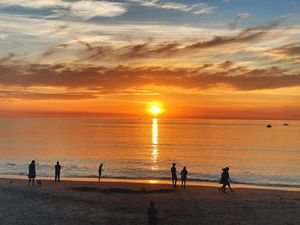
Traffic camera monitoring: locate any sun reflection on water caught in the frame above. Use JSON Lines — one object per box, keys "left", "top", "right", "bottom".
{"left": 151, "top": 118, "right": 159, "bottom": 170}
{"left": 148, "top": 180, "right": 158, "bottom": 184}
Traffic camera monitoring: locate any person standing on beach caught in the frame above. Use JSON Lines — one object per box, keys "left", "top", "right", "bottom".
{"left": 171, "top": 163, "right": 177, "bottom": 187}
{"left": 219, "top": 167, "right": 233, "bottom": 193}
{"left": 147, "top": 201, "right": 158, "bottom": 225}
{"left": 98, "top": 163, "right": 104, "bottom": 182}
{"left": 181, "top": 166, "right": 188, "bottom": 188}
{"left": 55, "top": 161, "right": 61, "bottom": 182}
{"left": 28, "top": 160, "right": 36, "bottom": 186}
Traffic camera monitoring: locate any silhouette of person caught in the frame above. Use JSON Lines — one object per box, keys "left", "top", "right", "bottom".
{"left": 28, "top": 160, "right": 36, "bottom": 186}
{"left": 55, "top": 161, "right": 61, "bottom": 182}
{"left": 181, "top": 166, "right": 188, "bottom": 188}
{"left": 219, "top": 168, "right": 226, "bottom": 192}
{"left": 171, "top": 163, "right": 177, "bottom": 187}
{"left": 98, "top": 163, "right": 104, "bottom": 182}
{"left": 219, "top": 167, "right": 233, "bottom": 193}
{"left": 147, "top": 201, "right": 158, "bottom": 225}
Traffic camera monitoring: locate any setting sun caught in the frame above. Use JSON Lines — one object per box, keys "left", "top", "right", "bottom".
{"left": 150, "top": 105, "right": 161, "bottom": 115}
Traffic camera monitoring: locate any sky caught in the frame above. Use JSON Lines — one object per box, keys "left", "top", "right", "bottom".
{"left": 0, "top": 0, "right": 299, "bottom": 119}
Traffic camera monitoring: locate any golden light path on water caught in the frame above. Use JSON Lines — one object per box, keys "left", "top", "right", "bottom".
{"left": 151, "top": 118, "right": 159, "bottom": 170}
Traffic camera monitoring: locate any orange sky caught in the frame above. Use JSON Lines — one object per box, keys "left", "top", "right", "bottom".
{"left": 0, "top": 1, "right": 299, "bottom": 119}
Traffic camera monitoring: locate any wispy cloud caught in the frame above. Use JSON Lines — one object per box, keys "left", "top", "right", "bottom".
{"left": 45, "top": 19, "right": 284, "bottom": 62}
{"left": 0, "top": 53, "right": 15, "bottom": 63}
{"left": 42, "top": 44, "right": 70, "bottom": 57}
{"left": 229, "top": 12, "right": 249, "bottom": 30}
{"left": 128, "top": 0, "right": 216, "bottom": 14}
{"left": 267, "top": 42, "right": 300, "bottom": 62}
{"left": 0, "top": 0, "right": 127, "bottom": 19}
{"left": 0, "top": 89, "right": 98, "bottom": 100}
{"left": 0, "top": 0, "right": 66, "bottom": 9}
{"left": 68, "top": 1, "right": 127, "bottom": 19}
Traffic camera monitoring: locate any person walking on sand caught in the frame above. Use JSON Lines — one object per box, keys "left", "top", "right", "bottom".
{"left": 181, "top": 166, "right": 188, "bottom": 188}
{"left": 55, "top": 161, "right": 61, "bottom": 182}
{"left": 28, "top": 160, "right": 36, "bottom": 186}
{"left": 219, "top": 168, "right": 226, "bottom": 192}
{"left": 98, "top": 163, "right": 104, "bottom": 182}
{"left": 171, "top": 163, "right": 177, "bottom": 187}
{"left": 219, "top": 167, "right": 233, "bottom": 193}
{"left": 147, "top": 201, "right": 158, "bottom": 225}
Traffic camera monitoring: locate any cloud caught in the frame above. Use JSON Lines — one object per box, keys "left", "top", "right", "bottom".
{"left": 0, "top": 0, "right": 65, "bottom": 9}
{"left": 69, "top": 1, "right": 127, "bottom": 19}
{"left": 0, "top": 89, "right": 98, "bottom": 100}
{"left": 61, "top": 19, "right": 284, "bottom": 61}
{"left": 0, "top": 0, "right": 127, "bottom": 19}
{"left": 51, "top": 25, "right": 69, "bottom": 33}
{"left": 273, "top": 43, "right": 300, "bottom": 56}
{"left": 0, "top": 53, "right": 15, "bottom": 63}
{"left": 42, "top": 43, "right": 70, "bottom": 57}
{"left": 128, "top": 0, "right": 216, "bottom": 14}
{"left": 267, "top": 42, "right": 300, "bottom": 62}
{"left": 0, "top": 34, "right": 7, "bottom": 40}
{"left": 229, "top": 12, "right": 249, "bottom": 30}
{"left": 187, "top": 17, "right": 284, "bottom": 49}
{"left": 0, "top": 63, "right": 299, "bottom": 93}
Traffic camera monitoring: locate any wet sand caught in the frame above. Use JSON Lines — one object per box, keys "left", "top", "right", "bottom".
{"left": 0, "top": 178, "right": 299, "bottom": 225}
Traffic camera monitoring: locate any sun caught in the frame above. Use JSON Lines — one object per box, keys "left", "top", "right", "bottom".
{"left": 150, "top": 105, "right": 161, "bottom": 115}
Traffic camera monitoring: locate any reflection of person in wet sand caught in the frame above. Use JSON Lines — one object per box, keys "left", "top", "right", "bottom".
{"left": 28, "top": 160, "right": 36, "bottom": 186}
{"left": 219, "top": 167, "right": 233, "bottom": 193}
{"left": 171, "top": 163, "right": 177, "bottom": 187}
{"left": 147, "top": 201, "right": 158, "bottom": 225}
{"left": 181, "top": 166, "right": 188, "bottom": 188}
{"left": 98, "top": 163, "right": 104, "bottom": 182}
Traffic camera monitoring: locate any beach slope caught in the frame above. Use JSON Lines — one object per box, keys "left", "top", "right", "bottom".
{"left": 0, "top": 179, "right": 299, "bottom": 225}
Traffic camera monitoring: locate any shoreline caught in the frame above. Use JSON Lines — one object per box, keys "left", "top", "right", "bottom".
{"left": 1, "top": 174, "right": 299, "bottom": 192}
{"left": 0, "top": 177, "right": 299, "bottom": 225}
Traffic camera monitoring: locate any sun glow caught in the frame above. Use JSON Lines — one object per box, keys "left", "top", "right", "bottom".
{"left": 150, "top": 105, "right": 161, "bottom": 115}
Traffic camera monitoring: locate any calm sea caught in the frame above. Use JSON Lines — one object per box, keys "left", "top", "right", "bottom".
{"left": 0, "top": 118, "right": 299, "bottom": 188}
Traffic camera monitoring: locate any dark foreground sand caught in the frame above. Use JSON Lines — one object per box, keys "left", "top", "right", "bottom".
{"left": 0, "top": 178, "right": 299, "bottom": 225}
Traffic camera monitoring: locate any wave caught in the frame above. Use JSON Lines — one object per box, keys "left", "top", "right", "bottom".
{"left": 6, "top": 163, "right": 16, "bottom": 166}
{"left": 1, "top": 172, "right": 299, "bottom": 189}
{"left": 63, "top": 175, "right": 300, "bottom": 189}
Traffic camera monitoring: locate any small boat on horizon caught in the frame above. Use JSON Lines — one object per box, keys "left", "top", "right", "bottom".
{"left": 266, "top": 124, "right": 272, "bottom": 128}
{"left": 283, "top": 123, "right": 289, "bottom": 126}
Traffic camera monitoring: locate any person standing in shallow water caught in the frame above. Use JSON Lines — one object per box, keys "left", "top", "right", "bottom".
{"left": 219, "top": 167, "right": 233, "bottom": 193}
{"left": 181, "top": 166, "right": 188, "bottom": 188}
{"left": 28, "top": 160, "right": 36, "bottom": 186}
{"left": 171, "top": 163, "right": 177, "bottom": 187}
{"left": 147, "top": 201, "right": 158, "bottom": 225}
{"left": 55, "top": 161, "right": 61, "bottom": 182}
{"left": 98, "top": 163, "right": 104, "bottom": 182}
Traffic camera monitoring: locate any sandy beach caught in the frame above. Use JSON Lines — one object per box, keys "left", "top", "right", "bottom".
{"left": 0, "top": 178, "right": 299, "bottom": 225}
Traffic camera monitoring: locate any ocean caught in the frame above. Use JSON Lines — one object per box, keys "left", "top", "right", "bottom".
{"left": 0, "top": 118, "right": 299, "bottom": 188}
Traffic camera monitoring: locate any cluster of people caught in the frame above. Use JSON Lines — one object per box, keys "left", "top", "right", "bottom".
{"left": 170, "top": 163, "right": 233, "bottom": 192}
{"left": 27, "top": 160, "right": 104, "bottom": 186}
{"left": 219, "top": 167, "right": 233, "bottom": 193}
{"left": 28, "top": 160, "right": 233, "bottom": 193}
{"left": 27, "top": 160, "right": 233, "bottom": 225}
{"left": 170, "top": 163, "right": 188, "bottom": 188}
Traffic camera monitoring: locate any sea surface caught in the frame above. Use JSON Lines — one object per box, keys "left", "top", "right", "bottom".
{"left": 0, "top": 118, "right": 299, "bottom": 188}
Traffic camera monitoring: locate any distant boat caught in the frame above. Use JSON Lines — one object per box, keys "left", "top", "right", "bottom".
{"left": 266, "top": 124, "right": 272, "bottom": 128}
{"left": 283, "top": 123, "right": 289, "bottom": 126}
